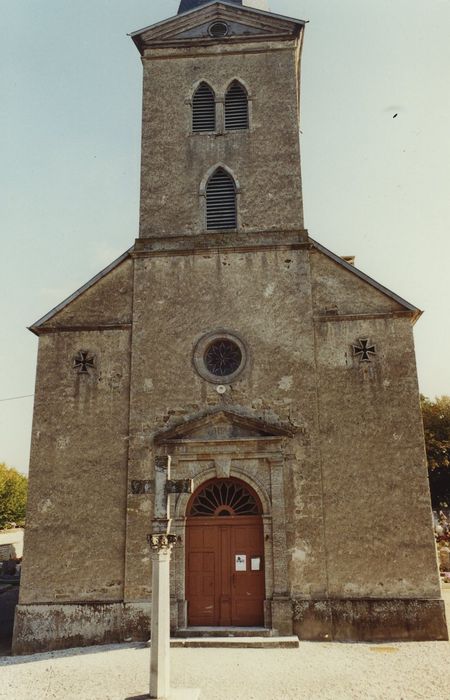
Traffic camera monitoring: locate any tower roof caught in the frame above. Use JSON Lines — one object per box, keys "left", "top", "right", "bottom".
{"left": 178, "top": 0, "right": 269, "bottom": 13}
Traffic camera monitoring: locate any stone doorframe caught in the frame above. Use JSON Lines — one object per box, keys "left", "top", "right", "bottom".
{"left": 155, "top": 430, "right": 293, "bottom": 634}
{"left": 171, "top": 451, "right": 291, "bottom": 633}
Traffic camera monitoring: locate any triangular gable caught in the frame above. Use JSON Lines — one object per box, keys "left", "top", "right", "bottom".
{"left": 311, "top": 239, "right": 422, "bottom": 322}
{"left": 178, "top": 0, "right": 270, "bottom": 13}
{"left": 130, "top": 2, "right": 305, "bottom": 53}
{"left": 170, "top": 19, "right": 274, "bottom": 41}
{"left": 154, "top": 408, "right": 295, "bottom": 444}
{"left": 29, "top": 249, "right": 133, "bottom": 335}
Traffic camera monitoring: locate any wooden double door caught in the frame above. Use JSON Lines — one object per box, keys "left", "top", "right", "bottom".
{"left": 186, "top": 516, "right": 265, "bottom": 627}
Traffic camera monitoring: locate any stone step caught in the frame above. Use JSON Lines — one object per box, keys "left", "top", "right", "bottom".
{"left": 175, "top": 626, "right": 273, "bottom": 638}
{"left": 171, "top": 636, "right": 299, "bottom": 649}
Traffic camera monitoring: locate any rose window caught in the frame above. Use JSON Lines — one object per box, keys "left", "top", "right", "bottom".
{"left": 204, "top": 339, "right": 242, "bottom": 377}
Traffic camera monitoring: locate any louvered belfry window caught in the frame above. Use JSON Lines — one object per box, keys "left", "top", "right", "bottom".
{"left": 206, "top": 168, "right": 237, "bottom": 230}
{"left": 192, "top": 82, "right": 216, "bottom": 132}
{"left": 225, "top": 81, "right": 249, "bottom": 130}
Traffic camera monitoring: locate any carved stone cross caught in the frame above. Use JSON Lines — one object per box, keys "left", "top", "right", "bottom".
{"left": 73, "top": 350, "right": 95, "bottom": 374}
{"left": 146, "top": 456, "right": 194, "bottom": 700}
{"left": 352, "top": 338, "right": 376, "bottom": 362}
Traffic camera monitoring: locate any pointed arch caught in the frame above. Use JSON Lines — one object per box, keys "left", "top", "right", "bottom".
{"left": 225, "top": 80, "right": 249, "bottom": 131}
{"left": 199, "top": 163, "right": 241, "bottom": 195}
{"left": 192, "top": 81, "right": 216, "bottom": 132}
{"left": 205, "top": 167, "right": 237, "bottom": 230}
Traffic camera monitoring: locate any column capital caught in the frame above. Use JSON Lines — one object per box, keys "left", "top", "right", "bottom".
{"left": 147, "top": 533, "right": 177, "bottom": 554}
{"left": 155, "top": 455, "right": 171, "bottom": 471}
{"left": 268, "top": 456, "right": 284, "bottom": 468}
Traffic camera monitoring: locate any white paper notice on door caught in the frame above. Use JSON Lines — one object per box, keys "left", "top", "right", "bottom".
{"left": 251, "top": 557, "right": 261, "bottom": 571}
{"left": 235, "top": 554, "right": 247, "bottom": 571}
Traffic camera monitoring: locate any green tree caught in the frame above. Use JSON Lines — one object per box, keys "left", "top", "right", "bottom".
{"left": 421, "top": 396, "right": 450, "bottom": 509}
{"left": 0, "top": 463, "right": 28, "bottom": 529}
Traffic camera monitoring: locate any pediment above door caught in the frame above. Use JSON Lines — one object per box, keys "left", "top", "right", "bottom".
{"left": 154, "top": 408, "right": 295, "bottom": 444}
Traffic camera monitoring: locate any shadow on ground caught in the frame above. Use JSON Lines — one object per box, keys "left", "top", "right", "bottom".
{"left": 0, "top": 641, "right": 147, "bottom": 666}
{"left": 0, "top": 587, "right": 19, "bottom": 656}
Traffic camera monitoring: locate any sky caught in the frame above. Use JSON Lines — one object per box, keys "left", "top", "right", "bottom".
{"left": 1, "top": 0, "right": 449, "bottom": 474}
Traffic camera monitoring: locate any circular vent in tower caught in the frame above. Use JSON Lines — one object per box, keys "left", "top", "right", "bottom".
{"left": 208, "top": 21, "right": 230, "bottom": 38}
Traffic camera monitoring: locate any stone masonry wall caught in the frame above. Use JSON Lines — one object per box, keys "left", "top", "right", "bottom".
{"left": 310, "top": 250, "right": 440, "bottom": 600}
{"left": 313, "top": 313, "right": 440, "bottom": 599}
{"left": 42, "top": 258, "right": 133, "bottom": 328}
{"left": 124, "top": 246, "right": 326, "bottom": 601}
{"left": 19, "top": 328, "right": 131, "bottom": 605}
{"left": 139, "top": 40, "right": 304, "bottom": 237}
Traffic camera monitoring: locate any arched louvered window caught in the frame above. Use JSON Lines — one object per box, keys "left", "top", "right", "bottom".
{"left": 206, "top": 168, "right": 237, "bottom": 230}
{"left": 225, "top": 81, "right": 249, "bottom": 131}
{"left": 192, "top": 82, "right": 216, "bottom": 132}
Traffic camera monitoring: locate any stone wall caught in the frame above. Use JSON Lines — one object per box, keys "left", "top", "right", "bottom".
{"left": 19, "top": 326, "right": 132, "bottom": 605}
{"left": 139, "top": 39, "right": 304, "bottom": 237}
{"left": 313, "top": 315, "right": 438, "bottom": 599}
{"left": 310, "top": 250, "right": 440, "bottom": 602}
{"left": 13, "top": 602, "right": 150, "bottom": 654}
{"left": 124, "top": 245, "right": 321, "bottom": 602}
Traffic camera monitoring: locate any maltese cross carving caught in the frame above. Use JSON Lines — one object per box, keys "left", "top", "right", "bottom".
{"left": 352, "top": 338, "right": 376, "bottom": 363}
{"left": 73, "top": 351, "right": 95, "bottom": 374}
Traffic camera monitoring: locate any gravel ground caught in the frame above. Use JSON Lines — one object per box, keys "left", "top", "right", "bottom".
{"left": 1, "top": 589, "right": 448, "bottom": 700}
{"left": 2, "top": 640, "right": 450, "bottom": 700}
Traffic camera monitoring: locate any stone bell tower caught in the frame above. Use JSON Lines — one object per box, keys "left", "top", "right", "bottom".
{"left": 132, "top": 0, "right": 304, "bottom": 239}
{"left": 127, "top": 0, "right": 310, "bottom": 637}
{"left": 13, "top": 1, "right": 447, "bottom": 654}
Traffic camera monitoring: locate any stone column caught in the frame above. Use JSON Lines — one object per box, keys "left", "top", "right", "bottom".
{"left": 216, "top": 97, "right": 225, "bottom": 134}
{"left": 147, "top": 456, "right": 194, "bottom": 699}
{"left": 149, "top": 533, "right": 177, "bottom": 700}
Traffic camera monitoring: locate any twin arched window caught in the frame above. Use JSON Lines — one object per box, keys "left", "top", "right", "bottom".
{"left": 192, "top": 82, "right": 244, "bottom": 229}
{"left": 192, "top": 81, "right": 249, "bottom": 133}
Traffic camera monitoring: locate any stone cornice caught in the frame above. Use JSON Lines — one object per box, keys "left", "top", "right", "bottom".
{"left": 32, "top": 323, "right": 131, "bottom": 336}
{"left": 133, "top": 229, "right": 309, "bottom": 258}
{"left": 141, "top": 40, "right": 297, "bottom": 59}
{"left": 314, "top": 311, "right": 416, "bottom": 323}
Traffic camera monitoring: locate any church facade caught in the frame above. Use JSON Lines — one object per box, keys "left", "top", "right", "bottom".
{"left": 13, "top": 1, "right": 447, "bottom": 653}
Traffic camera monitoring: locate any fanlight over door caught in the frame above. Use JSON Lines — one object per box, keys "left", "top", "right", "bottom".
{"left": 186, "top": 478, "right": 265, "bottom": 627}
{"left": 189, "top": 479, "right": 260, "bottom": 517}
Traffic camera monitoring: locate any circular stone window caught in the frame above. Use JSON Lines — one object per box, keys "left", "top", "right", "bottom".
{"left": 193, "top": 331, "right": 247, "bottom": 384}
{"left": 208, "top": 21, "right": 230, "bottom": 38}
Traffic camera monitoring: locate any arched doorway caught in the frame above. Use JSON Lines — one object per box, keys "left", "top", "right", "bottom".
{"left": 186, "top": 477, "right": 265, "bottom": 627}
